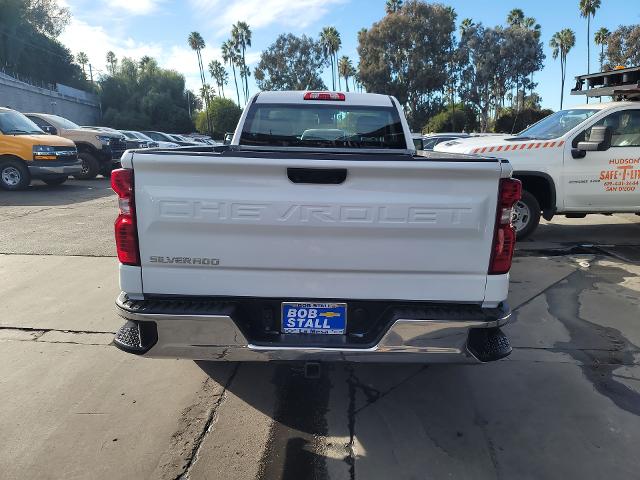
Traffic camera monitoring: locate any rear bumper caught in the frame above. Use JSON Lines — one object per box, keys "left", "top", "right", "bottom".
{"left": 28, "top": 159, "right": 82, "bottom": 178}
{"left": 114, "top": 293, "right": 511, "bottom": 363}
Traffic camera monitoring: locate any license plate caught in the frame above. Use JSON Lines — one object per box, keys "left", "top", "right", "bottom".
{"left": 281, "top": 302, "right": 347, "bottom": 335}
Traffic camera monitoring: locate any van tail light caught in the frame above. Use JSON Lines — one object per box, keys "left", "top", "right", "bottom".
{"left": 304, "top": 91, "right": 345, "bottom": 101}
{"left": 489, "top": 178, "right": 522, "bottom": 275}
{"left": 111, "top": 168, "right": 140, "bottom": 266}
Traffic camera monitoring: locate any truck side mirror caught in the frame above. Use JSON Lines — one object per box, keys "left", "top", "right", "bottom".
{"left": 42, "top": 125, "right": 57, "bottom": 135}
{"left": 577, "top": 125, "right": 612, "bottom": 152}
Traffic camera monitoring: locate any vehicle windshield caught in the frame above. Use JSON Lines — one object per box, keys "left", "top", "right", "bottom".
{"left": 514, "top": 109, "right": 599, "bottom": 140}
{"left": 240, "top": 104, "right": 406, "bottom": 149}
{"left": 144, "top": 131, "right": 172, "bottom": 141}
{"left": 49, "top": 115, "right": 81, "bottom": 130}
{"left": 130, "top": 131, "right": 152, "bottom": 141}
{"left": 120, "top": 131, "right": 136, "bottom": 139}
{"left": 0, "top": 110, "right": 44, "bottom": 135}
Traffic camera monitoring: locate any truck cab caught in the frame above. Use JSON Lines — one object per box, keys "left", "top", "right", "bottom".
{"left": 0, "top": 107, "right": 80, "bottom": 190}
{"left": 435, "top": 67, "right": 640, "bottom": 238}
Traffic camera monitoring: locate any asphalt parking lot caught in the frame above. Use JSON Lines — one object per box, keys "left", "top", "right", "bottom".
{"left": 1, "top": 178, "right": 640, "bottom": 480}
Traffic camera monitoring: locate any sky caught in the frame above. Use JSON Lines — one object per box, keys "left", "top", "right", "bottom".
{"left": 58, "top": 0, "right": 640, "bottom": 111}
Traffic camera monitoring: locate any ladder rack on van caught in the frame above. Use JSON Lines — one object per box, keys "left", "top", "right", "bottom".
{"left": 571, "top": 66, "right": 640, "bottom": 100}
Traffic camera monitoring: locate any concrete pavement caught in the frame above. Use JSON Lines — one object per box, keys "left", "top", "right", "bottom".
{"left": 1, "top": 179, "right": 639, "bottom": 479}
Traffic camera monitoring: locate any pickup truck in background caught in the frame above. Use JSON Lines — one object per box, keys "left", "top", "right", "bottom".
{"left": 25, "top": 113, "right": 126, "bottom": 179}
{"left": 0, "top": 107, "right": 80, "bottom": 190}
{"left": 111, "top": 91, "right": 520, "bottom": 364}
{"left": 435, "top": 67, "right": 640, "bottom": 239}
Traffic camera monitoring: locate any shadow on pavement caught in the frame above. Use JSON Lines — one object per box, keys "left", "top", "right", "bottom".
{"left": 0, "top": 177, "right": 114, "bottom": 207}
{"left": 195, "top": 258, "right": 640, "bottom": 479}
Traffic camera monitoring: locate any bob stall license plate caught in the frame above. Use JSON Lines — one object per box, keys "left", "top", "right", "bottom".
{"left": 281, "top": 302, "right": 347, "bottom": 335}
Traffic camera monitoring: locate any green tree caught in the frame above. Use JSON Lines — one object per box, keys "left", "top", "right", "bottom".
{"left": 550, "top": 29, "right": 576, "bottom": 109}
{"left": 195, "top": 97, "right": 242, "bottom": 138}
{"left": 423, "top": 104, "right": 478, "bottom": 133}
{"left": 188, "top": 31, "right": 211, "bottom": 134}
{"left": 221, "top": 39, "right": 241, "bottom": 106}
{"left": 319, "top": 26, "right": 341, "bottom": 90}
{"left": 494, "top": 106, "right": 554, "bottom": 134}
{"left": 106, "top": 51, "right": 117, "bottom": 75}
{"left": 254, "top": 33, "right": 327, "bottom": 91}
{"left": 75, "top": 51, "right": 88, "bottom": 77}
{"left": 579, "top": 0, "right": 600, "bottom": 76}
{"left": 338, "top": 56, "right": 354, "bottom": 92}
{"left": 100, "top": 57, "right": 193, "bottom": 132}
{"left": 208, "top": 59, "right": 228, "bottom": 97}
{"left": 0, "top": 0, "right": 87, "bottom": 89}
{"left": 358, "top": 0, "right": 456, "bottom": 129}
{"left": 604, "top": 25, "right": 640, "bottom": 68}
{"left": 385, "top": 0, "right": 403, "bottom": 14}
{"left": 594, "top": 27, "right": 609, "bottom": 71}
{"left": 231, "top": 22, "right": 252, "bottom": 103}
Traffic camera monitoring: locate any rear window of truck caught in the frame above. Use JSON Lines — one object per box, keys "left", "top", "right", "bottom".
{"left": 240, "top": 104, "right": 406, "bottom": 149}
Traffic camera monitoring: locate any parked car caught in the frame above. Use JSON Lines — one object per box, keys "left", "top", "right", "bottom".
{"left": 141, "top": 131, "right": 197, "bottom": 146}
{"left": 26, "top": 113, "right": 125, "bottom": 179}
{"left": 436, "top": 66, "right": 640, "bottom": 239}
{"left": 83, "top": 126, "right": 153, "bottom": 150}
{"left": 413, "top": 132, "right": 470, "bottom": 151}
{"left": 168, "top": 134, "right": 200, "bottom": 145}
{"left": 111, "top": 90, "right": 519, "bottom": 364}
{"left": 0, "top": 107, "right": 81, "bottom": 190}
{"left": 120, "top": 130, "right": 176, "bottom": 149}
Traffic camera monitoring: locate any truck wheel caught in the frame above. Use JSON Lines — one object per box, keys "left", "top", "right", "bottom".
{"left": 513, "top": 190, "right": 541, "bottom": 240}
{"left": 75, "top": 152, "right": 99, "bottom": 180}
{"left": 100, "top": 164, "right": 113, "bottom": 178}
{"left": 43, "top": 176, "right": 68, "bottom": 186}
{"left": 0, "top": 159, "right": 30, "bottom": 190}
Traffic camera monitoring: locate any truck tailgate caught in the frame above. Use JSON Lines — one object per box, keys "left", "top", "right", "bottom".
{"left": 131, "top": 152, "right": 504, "bottom": 302}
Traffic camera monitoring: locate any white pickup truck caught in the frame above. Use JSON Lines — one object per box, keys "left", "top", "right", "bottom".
{"left": 110, "top": 91, "right": 521, "bottom": 364}
{"left": 436, "top": 68, "right": 640, "bottom": 238}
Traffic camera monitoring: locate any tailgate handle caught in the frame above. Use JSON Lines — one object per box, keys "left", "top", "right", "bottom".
{"left": 287, "top": 168, "right": 347, "bottom": 184}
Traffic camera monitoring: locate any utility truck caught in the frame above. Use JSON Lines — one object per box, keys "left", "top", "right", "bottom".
{"left": 111, "top": 91, "right": 520, "bottom": 364}
{"left": 435, "top": 66, "right": 640, "bottom": 238}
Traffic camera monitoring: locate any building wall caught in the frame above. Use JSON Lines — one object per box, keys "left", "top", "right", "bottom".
{"left": 0, "top": 72, "right": 100, "bottom": 125}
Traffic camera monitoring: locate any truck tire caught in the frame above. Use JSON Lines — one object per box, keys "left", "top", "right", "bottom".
{"left": 513, "top": 190, "right": 541, "bottom": 240}
{"left": 75, "top": 152, "right": 100, "bottom": 180}
{"left": 0, "top": 159, "right": 30, "bottom": 190}
{"left": 43, "top": 176, "right": 68, "bottom": 186}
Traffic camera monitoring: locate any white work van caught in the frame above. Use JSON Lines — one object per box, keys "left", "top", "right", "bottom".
{"left": 436, "top": 67, "right": 640, "bottom": 238}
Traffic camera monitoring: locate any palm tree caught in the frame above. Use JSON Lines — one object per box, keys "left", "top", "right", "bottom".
{"left": 106, "top": 51, "right": 117, "bottom": 75}
{"left": 208, "top": 60, "right": 228, "bottom": 97}
{"left": 231, "top": 22, "right": 252, "bottom": 103}
{"left": 76, "top": 52, "right": 88, "bottom": 77}
{"left": 221, "top": 40, "right": 241, "bottom": 106}
{"left": 338, "top": 56, "right": 354, "bottom": 92}
{"left": 594, "top": 27, "right": 609, "bottom": 71}
{"left": 579, "top": 0, "right": 601, "bottom": 75}
{"left": 506, "top": 8, "right": 524, "bottom": 27}
{"left": 385, "top": 0, "right": 403, "bottom": 14}
{"left": 188, "top": 32, "right": 211, "bottom": 134}
{"left": 459, "top": 18, "right": 475, "bottom": 36}
{"left": 550, "top": 29, "right": 576, "bottom": 109}
{"left": 320, "top": 27, "right": 342, "bottom": 91}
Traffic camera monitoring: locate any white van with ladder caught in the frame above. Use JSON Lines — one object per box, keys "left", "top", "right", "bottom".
{"left": 435, "top": 67, "right": 640, "bottom": 238}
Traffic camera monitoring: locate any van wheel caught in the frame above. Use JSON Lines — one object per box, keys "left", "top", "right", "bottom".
{"left": 75, "top": 152, "right": 99, "bottom": 180}
{"left": 513, "top": 190, "right": 541, "bottom": 240}
{"left": 0, "top": 159, "right": 30, "bottom": 190}
{"left": 43, "top": 176, "right": 68, "bottom": 186}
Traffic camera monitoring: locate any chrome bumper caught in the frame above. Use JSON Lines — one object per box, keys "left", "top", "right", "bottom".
{"left": 28, "top": 160, "right": 82, "bottom": 177}
{"left": 115, "top": 294, "right": 511, "bottom": 363}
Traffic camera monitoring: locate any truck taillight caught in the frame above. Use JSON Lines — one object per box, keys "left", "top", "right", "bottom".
{"left": 303, "top": 92, "right": 346, "bottom": 101}
{"left": 489, "top": 178, "right": 522, "bottom": 275}
{"left": 111, "top": 168, "right": 140, "bottom": 266}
